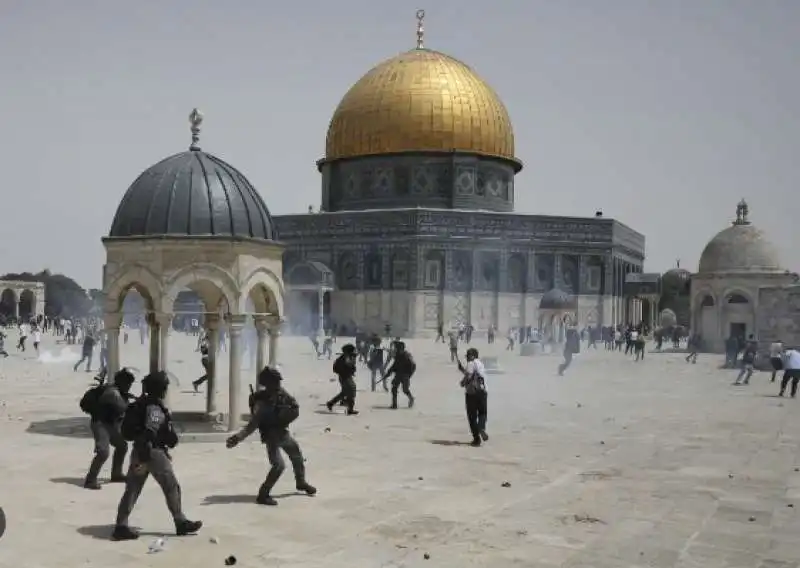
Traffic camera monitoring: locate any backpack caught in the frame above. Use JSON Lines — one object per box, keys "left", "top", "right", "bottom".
{"left": 120, "top": 397, "right": 148, "bottom": 441}
{"left": 79, "top": 385, "right": 107, "bottom": 415}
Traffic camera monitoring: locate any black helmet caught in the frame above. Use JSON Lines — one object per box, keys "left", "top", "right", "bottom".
{"left": 341, "top": 344, "right": 356, "bottom": 355}
{"left": 394, "top": 340, "right": 406, "bottom": 351}
{"left": 141, "top": 371, "right": 170, "bottom": 397}
{"left": 257, "top": 366, "right": 283, "bottom": 386}
{"left": 466, "top": 347, "right": 479, "bottom": 359}
{"left": 113, "top": 368, "right": 135, "bottom": 388}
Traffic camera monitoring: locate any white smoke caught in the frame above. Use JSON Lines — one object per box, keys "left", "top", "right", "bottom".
{"left": 38, "top": 347, "right": 80, "bottom": 364}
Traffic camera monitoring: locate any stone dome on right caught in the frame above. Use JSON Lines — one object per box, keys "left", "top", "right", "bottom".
{"left": 697, "top": 199, "right": 783, "bottom": 274}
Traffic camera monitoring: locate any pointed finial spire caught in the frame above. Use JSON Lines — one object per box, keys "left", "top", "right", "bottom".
{"left": 416, "top": 9, "right": 425, "bottom": 49}
{"left": 732, "top": 198, "right": 750, "bottom": 226}
{"left": 189, "top": 108, "right": 204, "bottom": 151}
{"left": 676, "top": 259, "right": 681, "bottom": 269}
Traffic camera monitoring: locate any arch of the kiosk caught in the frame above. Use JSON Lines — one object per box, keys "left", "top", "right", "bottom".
{"left": 283, "top": 261, "right": 334, "bottom": 335}
{"left": 103, "top": 263, "right": 285, "bottom": 432}
{"left": 0, "top": 280, "right": 46, "bottom": 321}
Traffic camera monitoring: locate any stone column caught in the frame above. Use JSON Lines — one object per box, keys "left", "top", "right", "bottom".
{"left": 156, "top": 313, "right": 173, "bottom": 406}
{"left": 147, "top": 313, "right": 159, "bottom": 374}
{"left": 316, "top": 288, "right": 325, "bottom": 337}
{"left": 268, "top": 318, "right": 281, "bottom": 367}
{"left": 205, "top": 314, "right": 220, "bottom": 415}
{"left": 254, "top": 316, "right": 269, "bottom": 375}
{"left": 103, "top": 312, "right": 122, "bottom": 377}
{"left": 227, "top": 315, "right": 247, "bottom": 432}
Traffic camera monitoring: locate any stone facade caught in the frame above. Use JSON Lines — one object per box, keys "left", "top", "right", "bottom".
{"left": 275, "top": 209, "right": 645, "bottom": 337}
{"left": 0, "top": 280, "right": 46, "bottom": 320}
{"left": 757, "top": 284, "right": 800, "bottom": 348}
{"left": 691, "top": 272, "right": 796, "bottom": 353}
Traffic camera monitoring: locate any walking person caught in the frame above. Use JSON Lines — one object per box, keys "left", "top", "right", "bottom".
{"left": 779, "top": 346, "right": 800, "bottom": 398}
{"left": 733, "top": 335, "right": 758, "bottom": 385}
{"left": 769, "top": 339, "right": 784, "bottom": 382}
{"left": 31, "top": 325, "right": 41, "bottom": 355}
{"left": 457, "top": 348, "right": 488, "bottom": 447}
{"left": 112, "top": 371, "right": 202, "bottom": 540}
{"left": 326, "top": 344, "right": 358, "bottom": 415}
{"left": 74, "top": 331, "right": 96, "bottom": 372}
{"left": 17, "top": 320, "right": 29, "bottom": 351}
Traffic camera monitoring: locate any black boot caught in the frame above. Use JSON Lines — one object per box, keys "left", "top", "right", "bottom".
{"left": 111, "top": 525, "right": 139, "bottom": 541}
{"left": 408, "top": 395, "right": 415, "bottom": 409}
{"left": 256, "top": 492, "right": 278, "bottom": 506}
{"left": 326, "top": 401, "right": 334, "bottom": 412}
{"left": 175, "top": 519, "right": 203, "bottom": 536}
{"left": 109, "top": 474, "right": 127, "bottom": 483}
{"left": 296, "top": 480, "right": 317, "bottom": 495}
{"left": 84, "top": 479, "right": 102, "bottom": 490}
{"left": 390, "top": 396, "right": 398, "bottom": 410}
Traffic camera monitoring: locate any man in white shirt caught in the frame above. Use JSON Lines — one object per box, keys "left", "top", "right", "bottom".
{"left": 458, "top": 347, "right": 488, "bottom": 446}
{"left": 779, "top": 347, "right": 800, "bottom": 398}
{"left": 17, "top": 321, "right": 29, "bottom": 351}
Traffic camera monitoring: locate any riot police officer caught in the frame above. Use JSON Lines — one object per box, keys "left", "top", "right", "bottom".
{"left": 226, "top": 366, "right": 316, "bottom": 506}
{"left": 84, "top": 369, "right": 135, "bottom": 489}
{"left": 327, "top": 344, "right": 358, "bottom": 415}
{"left": 112, "top": 371, "right": 202, "bottom": 541}
{"left": 383, "top": 341, "right": 417, "bottom": 409}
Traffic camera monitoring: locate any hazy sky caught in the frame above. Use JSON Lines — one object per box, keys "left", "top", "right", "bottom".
{"left": 1, "top": 0, "right": 798, "bottom": 288}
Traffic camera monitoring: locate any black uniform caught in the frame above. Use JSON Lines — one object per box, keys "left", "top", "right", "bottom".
{"left": 327, "top": 348, "right": 358, "bottom": 415}
{"left": 112, "top": 372, "right": 201, "bottom": 541}
{"left": 384, "top": 346, "right": 416, "bottom": 409}
{"left": 227, "top": 371, "right": 316, "bottom": 506}
{"left": 84, "top": 382, "right": 130, "bottom": 489}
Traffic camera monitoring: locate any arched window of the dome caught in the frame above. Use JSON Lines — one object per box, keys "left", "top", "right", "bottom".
{"left": 727, "top": 293, "right": 750, "bottom": 305}
{"left": 700, "top": 295, "right": 715, "bottom": 308}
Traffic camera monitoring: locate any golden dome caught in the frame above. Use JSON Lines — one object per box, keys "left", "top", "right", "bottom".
{"left": 325, "top": 48, "right": 517, "bottom": 164}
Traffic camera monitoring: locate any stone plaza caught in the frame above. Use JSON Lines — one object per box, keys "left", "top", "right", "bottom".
{"left": 1, "top": 331, "right": 800, "bottom": 567}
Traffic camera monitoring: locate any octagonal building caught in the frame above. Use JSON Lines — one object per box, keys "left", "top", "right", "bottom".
{"left": 274, "top": 14, "right": 646, "bottom": 337}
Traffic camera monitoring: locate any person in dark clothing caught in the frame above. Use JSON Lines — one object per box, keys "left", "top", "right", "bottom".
{"left": 383, "top": 341, "right": 417, "bottom": 409}
{"left": 685, "top": 334, "right": 701, "bottom": 363}
{"left": 326, "top": 344, "right": 358, "bottom": 415}
{"left": 84, "top": 369, "right": 136, "bottom": 490}
{"left": 192, "top": 342, "right": 211, "bottom": 392}
{"left": 112, "top": 371, "right": 202, "bottom": 541}
{"left": 458, "top": 347, "right": 488, "bottom": 446}
{"left": 734, "top": 335, "right": 758, "bottom": 385}
{"left": 74, "top": 332, "right": 96, "bottom": 372}
{"left": 558, "top": 328, "right": 581, "bottom": 376}
{"left": 226, "top": 366, "right": 316, "bottom": 506}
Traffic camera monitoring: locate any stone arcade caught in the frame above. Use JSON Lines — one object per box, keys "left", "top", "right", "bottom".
{"left": 274, "top": 12, "right": 647, "bottom": 337}
{"left": 0, "top": 280, "right": 45, "bottom": 321}
{"left": 101, "top": 109, "right": 285, "bottom": 431}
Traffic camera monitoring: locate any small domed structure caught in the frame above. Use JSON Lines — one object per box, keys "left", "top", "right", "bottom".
{"left": 662, "top": 266, "right": 692, "bottom": 288}
{"left": 101, "top": 109, "right": 286, "bottom": 437}
{"left": 660, "top": 308, "right": 677, "bottom": 328}
{"left": 539, "top": 289, "right": 576, "bottom": 311}
{"left": 698, "top": 200, "right": 782, "bottom": 274}
{"left": 110, "top": 124, "right": 276, "bottom": 240}
{"left": 691, "top": 199, "right": 794, "bottom": 353}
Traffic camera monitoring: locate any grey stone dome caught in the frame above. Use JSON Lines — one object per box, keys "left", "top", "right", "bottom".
{"left": 698, "top": 222, "right": 782, "bottom": 274}
{"left": 109, "top": 110, "right": 276, "bottom": 241}
{"left": 539, "top": 288, "right": 575, "bottom": 310}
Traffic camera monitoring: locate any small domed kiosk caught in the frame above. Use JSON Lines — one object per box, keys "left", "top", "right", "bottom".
{"left": 691, "top": 199, "right": 793, "bottom": 352}
{"left": 102, "top": 110, "right": 285, "bottom": 432}
{"left": 538, "top": 289, "right": 576, "bottom": 342}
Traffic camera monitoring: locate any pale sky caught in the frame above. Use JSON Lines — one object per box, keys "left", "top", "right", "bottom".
{"left": 0, "top": 0, "right": 797, "bottom": 288}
